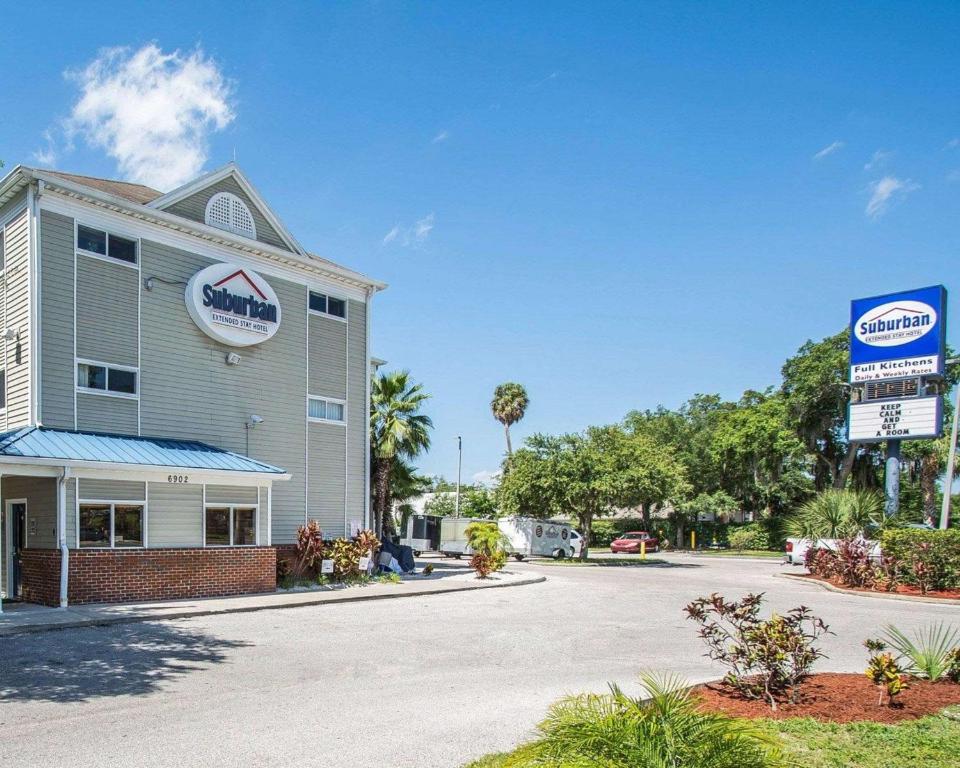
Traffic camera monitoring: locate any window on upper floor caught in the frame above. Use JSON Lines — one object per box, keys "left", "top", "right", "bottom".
{"left": 308, "top": 396, "right": 346, "bottom": 423}
{"left": 77, "top": 360, "right": 139, "bottom": 398}
{"left": 77, "top": 224, "right": 138, "bottom": 265}
{"left": 205, "top": 192, "right": 258, "bottom": 240}
{"left": 308, "top": 291, "right": 346, "bottom": 319}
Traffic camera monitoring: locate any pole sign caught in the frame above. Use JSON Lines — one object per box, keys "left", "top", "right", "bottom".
{"left": 848, "top": 396, "right": 942, "bottom": 442}
{"left": 185, "top": 263, "right": 282, "bottom": 346}
{"left": 849, "top": 285, "right": 946, "bottom": 383}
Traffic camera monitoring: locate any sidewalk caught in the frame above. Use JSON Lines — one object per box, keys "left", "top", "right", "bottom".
{"left": 0, "top": 567, "right": 545, "bottom": 637}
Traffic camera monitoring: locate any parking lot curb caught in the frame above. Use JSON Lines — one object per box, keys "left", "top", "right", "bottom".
{"left": 777, "top": 572, "right": 960, "bottom": 605}
{"left": 0, "top": 573, "right": 548, "bottom": 638}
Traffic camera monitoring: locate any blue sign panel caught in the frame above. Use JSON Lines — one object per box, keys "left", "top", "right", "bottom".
{"left": 849, "top": 285, "right": 947, "bottom": 383}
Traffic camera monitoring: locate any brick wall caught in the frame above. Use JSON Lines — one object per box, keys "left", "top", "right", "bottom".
{"left": 20, "top": 547, "right": 277, "bottom": 605}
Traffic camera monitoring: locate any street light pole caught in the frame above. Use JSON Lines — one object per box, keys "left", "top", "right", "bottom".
{"left": 940, "top": 358, "right": 960, "bottom": 530}
{"left": 455, "top": 436, "right": 462, "bottom": 518}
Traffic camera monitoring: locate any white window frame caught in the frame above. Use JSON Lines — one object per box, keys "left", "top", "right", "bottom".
{"left": 202, "top": 504, "right": 260, "bottom": 547}
{"left": 76, "top": 358, "right": 140, "bottom": 400}
{"left": 75, "top": 221, "right": 140, "bottom": 269}
{"left": 307, "top": 290, "right": 348, "bottom": 322}
{"left": 307, "top": 395, "right": 347, "bottom": 425}
{"left": 77, "top": 499, "right": 148, "bottom": 549}
{"left": 204, "top": 192, "right": 258, "bottom": 240}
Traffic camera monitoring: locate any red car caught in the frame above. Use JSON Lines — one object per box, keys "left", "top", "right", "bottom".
{"left": 610, "top": 531, "right": 659, "bottom": 554}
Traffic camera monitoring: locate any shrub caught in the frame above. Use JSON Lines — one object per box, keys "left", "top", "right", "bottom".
{"left": 864, "top": 638, "right": 905, "bottom": 706}
{"left": 946, "top": 648, "right": 960, "bottom": 684}
{"left": 787, "top": 489, "right": 883, "bottom": 539}
{"left": 504, "top": 672, "right": 780, "bottom": 768}
{"left": 684, "top": 592, "right": 830, "bottom": 709}
{"left": 466, "top": 521, "right": 507, "bottom": 578}
{"left": 805, "top": 546, "right": 839, "bottom": 580}
{"left": 834, "top": 537, "right": 879, "bottom": 589}
{"left": 294, "top": 520, "right": 326, "bottom": 577}
{"left": 590, "top": 520, "right": 619, "bottom": 547}
{"left": 880, "top": 529, "right": 960, "bottom": 593}
{"left": 883, "top": 623, "right": 960, "bottom": 681}
{"left": 728, "top": 523, "right": 771, "bottom": 551}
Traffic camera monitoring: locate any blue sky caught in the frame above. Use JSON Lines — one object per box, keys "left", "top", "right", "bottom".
{"left": 2, "top": 2, "right": 959, "bottom": 483}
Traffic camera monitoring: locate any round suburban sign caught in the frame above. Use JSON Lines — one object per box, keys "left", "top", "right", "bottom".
{"left": 185, "top": 263, "right": 281, "bottom": 347}
{"left": 853, "top": 300, "right": 937, "bottom": 348}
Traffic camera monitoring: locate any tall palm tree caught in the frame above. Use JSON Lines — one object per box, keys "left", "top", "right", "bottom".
{"left": 370, "top": 370, "right": 432, "bottom": 539}
{"left": 491, "top": 382, "right": 529, "bottom": 456}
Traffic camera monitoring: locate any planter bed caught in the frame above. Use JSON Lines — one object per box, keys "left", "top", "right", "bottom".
{"left": 797, "top": 573, "right": 960, "bottom": 601}
{"left": 695, "top": 672, "right": 960, "bottom": 723}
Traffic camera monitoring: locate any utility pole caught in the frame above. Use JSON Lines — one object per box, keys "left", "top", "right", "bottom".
{"left": 455, "top": 436, "right": 462, "bottom": 518}
{"left": 940, "top": 358, "right": 960, "bottom": 530}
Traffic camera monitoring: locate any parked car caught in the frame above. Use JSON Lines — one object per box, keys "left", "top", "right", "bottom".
{"left": 783, "top": 536, "right": 882, "bottom": 566}
{"left": 610, "top": 531, "right": 659, "bottom": 554}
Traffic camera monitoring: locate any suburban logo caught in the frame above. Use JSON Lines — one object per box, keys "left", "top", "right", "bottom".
{"left": 185, "top": 263, "right": 282, "bottom": 347}
{"left": 853, "top": 300, "right": 936, "bottom": 348}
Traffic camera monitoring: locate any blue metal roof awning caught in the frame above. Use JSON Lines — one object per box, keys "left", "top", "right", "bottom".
{"left": 0, "top": 427, "right": 289, "bottom": 477}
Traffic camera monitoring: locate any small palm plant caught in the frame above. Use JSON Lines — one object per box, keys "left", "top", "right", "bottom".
{"left": 465, "top": 521, "right": 508, "bottom": 578}
{"left": 505, "top": 672, "right": 781, "bottom": 768}
{"left": 787, "top": 489, "right": 884, "bottom": 540}
{"left": 882, "top": 623, "right": 960, "bottom": 681}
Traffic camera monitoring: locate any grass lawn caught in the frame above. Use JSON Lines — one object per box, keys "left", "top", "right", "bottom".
{"left": 693, "top": 549, "right": 783, "bottom": 558}
{"left": 461, "top": 716, "right": 960, "bottom": 768}
{"left": 534, "top": 556, "right": 668, "bottom": 567}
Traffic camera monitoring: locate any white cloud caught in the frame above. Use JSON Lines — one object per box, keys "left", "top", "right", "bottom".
{"left": 947, "top": 138, "right": 960, "bottom": 149}
{"left": 62, "top": 43, "right": 234, "bottom": 190}
{"left": 381, "top": 213, "right": 435, "bottom": 247}
{"left": 471, "top": 469, "right": 501, "bottom": 488}
{"left": 532, "top": 70, "right": 560, "bottom": 88}
{"left": 813, "top": 140, "right": 844, "bottom": 160}
{"left": 864, "top": 149, "right": 892, "bottom": 171}
{"left": 32, "top": 130, "right": 58, "bottom": 167}
{"left": 865, "top": 176, "right": 919, "bottom": 218}
{"left": 431, "top": 130, "right": 449, "bottom": 144}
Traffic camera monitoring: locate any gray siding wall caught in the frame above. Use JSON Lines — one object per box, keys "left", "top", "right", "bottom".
{"left": 308, "top": 423, "right": 346, "bottom": 536}
{"left": 205, "top": 485, "right": 258, "bottom": 505}
{"left": 76, "top": 392, "right": 138, "bottom": 434}
{"left": 309, "top": 314, "right": 347, "bottom": 399}
{"left": 5, "top": 210, "right": 31, "bottom": 428}
{"left": 78, "top": 478, "right": 146, "bottom": 500}
{"left": 346, "top": 299, "right": 367, "bottom": 523}
{"left": 39, "top": 210, "right": 76, "bottom": 429}
{"left": 164, "top": 177, "right": 289, "bottom": 251}
{"left": 147, "top": 482, "right": 203, "bottom": 547}
{"left": 65, "top": 477, "right": 76, "bottom": 545}
{"left": 138, "top": 238, "right": 307, "bottom": 544}
{"left": 3, "top": 476, "right": 57, "bottom": 549}
{"left": 258, "top": 487, "right": 269, "bottom": 544}
{"left": 75, "top": 253, "right": 139, "bottom": 366}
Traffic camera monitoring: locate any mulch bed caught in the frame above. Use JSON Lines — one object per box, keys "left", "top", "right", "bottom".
{"left": 695, "top": 673, "right": 960, "bottom": 723}
{"left": 799, "top": 573, "right": 960, "bottom": 600}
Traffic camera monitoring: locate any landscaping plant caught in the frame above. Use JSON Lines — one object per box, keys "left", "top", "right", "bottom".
{"left": 882, "top": 623, "right": 960, "bottom": 681}
{"left": 294, "top": 520, "right": 326, "bottom": 577}
{"left": 863, "top": 639, "right": 905, "bottom": 706}
{"left": 502, "top": 672, "right": 781, "bottom": 768}
{"left": 946, "top": 648, "right": 960, "bottom": 684}
{"left": 684, "top": 592, "right": 830, "bottom": 709}
{"left": 787, "top": 489, "right": 883, "bottom": 540}
{"left": 879, "top": 529, "right": 960, "bottom": 594}
{"left": 465, "top": 521, "right": 508, "bottom": 579}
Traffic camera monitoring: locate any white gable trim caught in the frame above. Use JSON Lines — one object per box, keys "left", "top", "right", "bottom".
{"left": 147, "top": 163, "right": 306, "bottom": 256}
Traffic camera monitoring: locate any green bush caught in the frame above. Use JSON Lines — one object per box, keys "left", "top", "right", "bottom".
{"left": 728, "top": 522, "right": 771, "bottom": 551}
{"left": 880, "top": 529, "right": 960, "bottom": 592}
{"left": 503, "top": 672, "right": 780, "bottom": 768}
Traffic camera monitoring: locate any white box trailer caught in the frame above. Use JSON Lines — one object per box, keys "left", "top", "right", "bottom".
{"left": 399, "top": 514, "right": 442, "bottom": 555}
{"left": 499, "top": 517, "right": 581, "bottom": 560}
{"left": 439, "top": 517, "right": 487, "bottom": 558}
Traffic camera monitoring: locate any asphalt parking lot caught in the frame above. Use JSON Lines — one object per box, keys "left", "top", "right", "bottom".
{"left": 0, "top": 555, "right": 955, "bottom": 768}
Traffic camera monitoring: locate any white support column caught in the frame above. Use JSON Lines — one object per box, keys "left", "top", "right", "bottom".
{"left": 266, "top": 485, "right": 272, "bottom": 547}
{"left": 57, "top": 468, "right": 70, "bottom": 608}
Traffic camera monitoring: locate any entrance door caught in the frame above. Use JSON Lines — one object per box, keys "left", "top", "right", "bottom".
{"left": 8, "top": 501, "right": 26, "bottom": 599}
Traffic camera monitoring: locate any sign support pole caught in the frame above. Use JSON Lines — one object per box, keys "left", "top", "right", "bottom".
{"left": 940, "top": 374, "right": 960, "bottom": 530}
{"left": 885, "top": 439, "right": 901, "bottom": 517}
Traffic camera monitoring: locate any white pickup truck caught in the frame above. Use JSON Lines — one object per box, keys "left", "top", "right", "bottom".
{"left": 783, "top": 537, "right": 882, "bottom": 565}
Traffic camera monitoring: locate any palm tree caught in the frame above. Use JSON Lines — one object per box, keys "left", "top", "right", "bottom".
{"left": 370, "top": 370, "right": 432, "bottom": 539}
{"left": 491, "top": 382, "right": 529, "bottom": 456}
{"left": 786, "top": 488, "right": 884, "bottom": 539}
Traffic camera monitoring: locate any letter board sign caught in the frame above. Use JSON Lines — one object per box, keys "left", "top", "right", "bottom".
{"left": 185, "top": 263, "right": 282, "bottom": 346}
{"left": 848, "top": 396, "right": 942, "bottom": 443}
{"left": 849, "top": 285, "right": 946, "bottom": 383}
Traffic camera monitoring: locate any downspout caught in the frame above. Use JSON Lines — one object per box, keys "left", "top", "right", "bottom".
{"left": 57, "top": 467, "right": 70, "bottom": 608}
{"left": 28, "top": 180, "right": 44, "bottom": 426}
